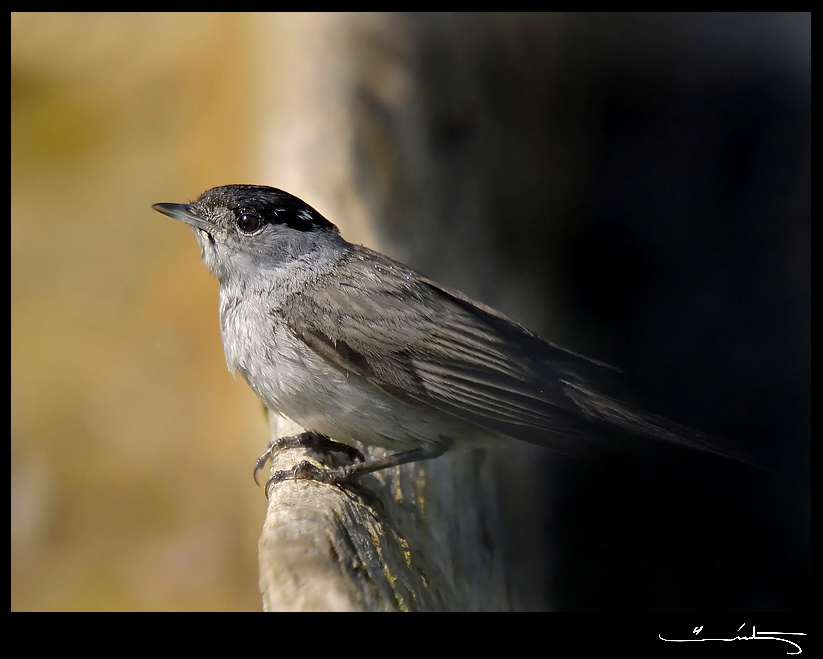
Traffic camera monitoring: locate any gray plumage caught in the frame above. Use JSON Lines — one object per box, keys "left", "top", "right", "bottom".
{"left": 152, "top": 184, "right": 751, "bottom": 482}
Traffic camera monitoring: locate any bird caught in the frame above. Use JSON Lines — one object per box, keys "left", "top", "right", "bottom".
{"left": 152, "top": 184, "right": 752, "bottom": 487}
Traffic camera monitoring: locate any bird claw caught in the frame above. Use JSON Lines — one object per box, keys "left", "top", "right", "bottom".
{"left": 254, "top": 432, "right": 365, "bottom": 490}
{"left": 264, "top": 460, "right": 358, "bottom": 496}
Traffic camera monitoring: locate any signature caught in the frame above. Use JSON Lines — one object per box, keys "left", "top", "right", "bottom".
{"left": 660, "top": 624, "right": 806, "bottom": 655}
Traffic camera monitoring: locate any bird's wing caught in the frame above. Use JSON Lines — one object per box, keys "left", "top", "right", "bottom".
{"left": 277, "top": 245, "right": 617, "bottom": 452}
{"left": 278, "top": 245, "right": 755, "bottom": 463}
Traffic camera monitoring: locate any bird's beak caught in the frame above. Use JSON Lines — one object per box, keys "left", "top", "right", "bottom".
{"left": 151, "top": 202, "right": 212, "bottom": 231}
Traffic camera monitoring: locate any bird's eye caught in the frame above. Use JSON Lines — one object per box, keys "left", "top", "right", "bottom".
{"left": 236, "top": 212, "right": 262, "bottom": 234}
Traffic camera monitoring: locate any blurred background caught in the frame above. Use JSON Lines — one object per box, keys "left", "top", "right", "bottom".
{"left": 11, "top": 13, "right": 809, "bottom": 611}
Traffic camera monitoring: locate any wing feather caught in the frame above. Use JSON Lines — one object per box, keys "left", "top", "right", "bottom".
{"left": 278, "top": 245, "right": 611, "bottom": 450}
{"left": 275, "top": 245, "right": 755, "bottom": 464}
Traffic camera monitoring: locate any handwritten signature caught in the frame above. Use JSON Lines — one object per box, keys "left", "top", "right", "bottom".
{"left": 660, "top": 624, "right": 806, "bottom": 655}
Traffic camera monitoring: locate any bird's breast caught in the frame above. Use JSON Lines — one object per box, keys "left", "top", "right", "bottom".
{"left": 216, "top": 287, "right": 474, "bottom": 453}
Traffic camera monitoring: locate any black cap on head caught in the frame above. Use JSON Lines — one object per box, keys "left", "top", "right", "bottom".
{"left": 196, "top": 185, "right": 336, "bottom": 233}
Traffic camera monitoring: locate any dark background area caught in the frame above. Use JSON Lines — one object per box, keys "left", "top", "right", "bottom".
{"left": 554, "top": 18, "right": 809, "bottom": 610}
{"left": 353, "top": 13, "right": 809, "bottom": 610}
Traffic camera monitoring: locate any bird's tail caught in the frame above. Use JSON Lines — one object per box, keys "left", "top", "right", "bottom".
{"left": 561, "top": 380, "right": 761, "bottom": 467}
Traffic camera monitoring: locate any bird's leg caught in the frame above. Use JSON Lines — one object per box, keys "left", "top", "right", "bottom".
{"left": 253, "top": 431, "right": 365, "bottom": 486}
{"left": 265, "top": 443, "right": 449, "bottom": 496}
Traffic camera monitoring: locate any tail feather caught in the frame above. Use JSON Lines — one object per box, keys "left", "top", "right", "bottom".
{"left": 561, "top": 380, "right": 760, "bottom": 467}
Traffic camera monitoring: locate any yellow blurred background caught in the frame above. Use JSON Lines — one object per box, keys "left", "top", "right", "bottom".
{"left": 11, "top": 13, "right": 316, "bottom": 611}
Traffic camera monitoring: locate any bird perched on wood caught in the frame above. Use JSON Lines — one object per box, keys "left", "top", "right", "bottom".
{"left": 153, "top": 185, "right": 753, "bottom": 488}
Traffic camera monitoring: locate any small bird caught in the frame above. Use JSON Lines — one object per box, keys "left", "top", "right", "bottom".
{"left": 153, "top": 185, "right": 750, "bottom": 487}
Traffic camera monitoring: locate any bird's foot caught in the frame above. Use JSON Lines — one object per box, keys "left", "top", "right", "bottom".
{"left": 253, "top": 431, "right": 365, "bottom": 488}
